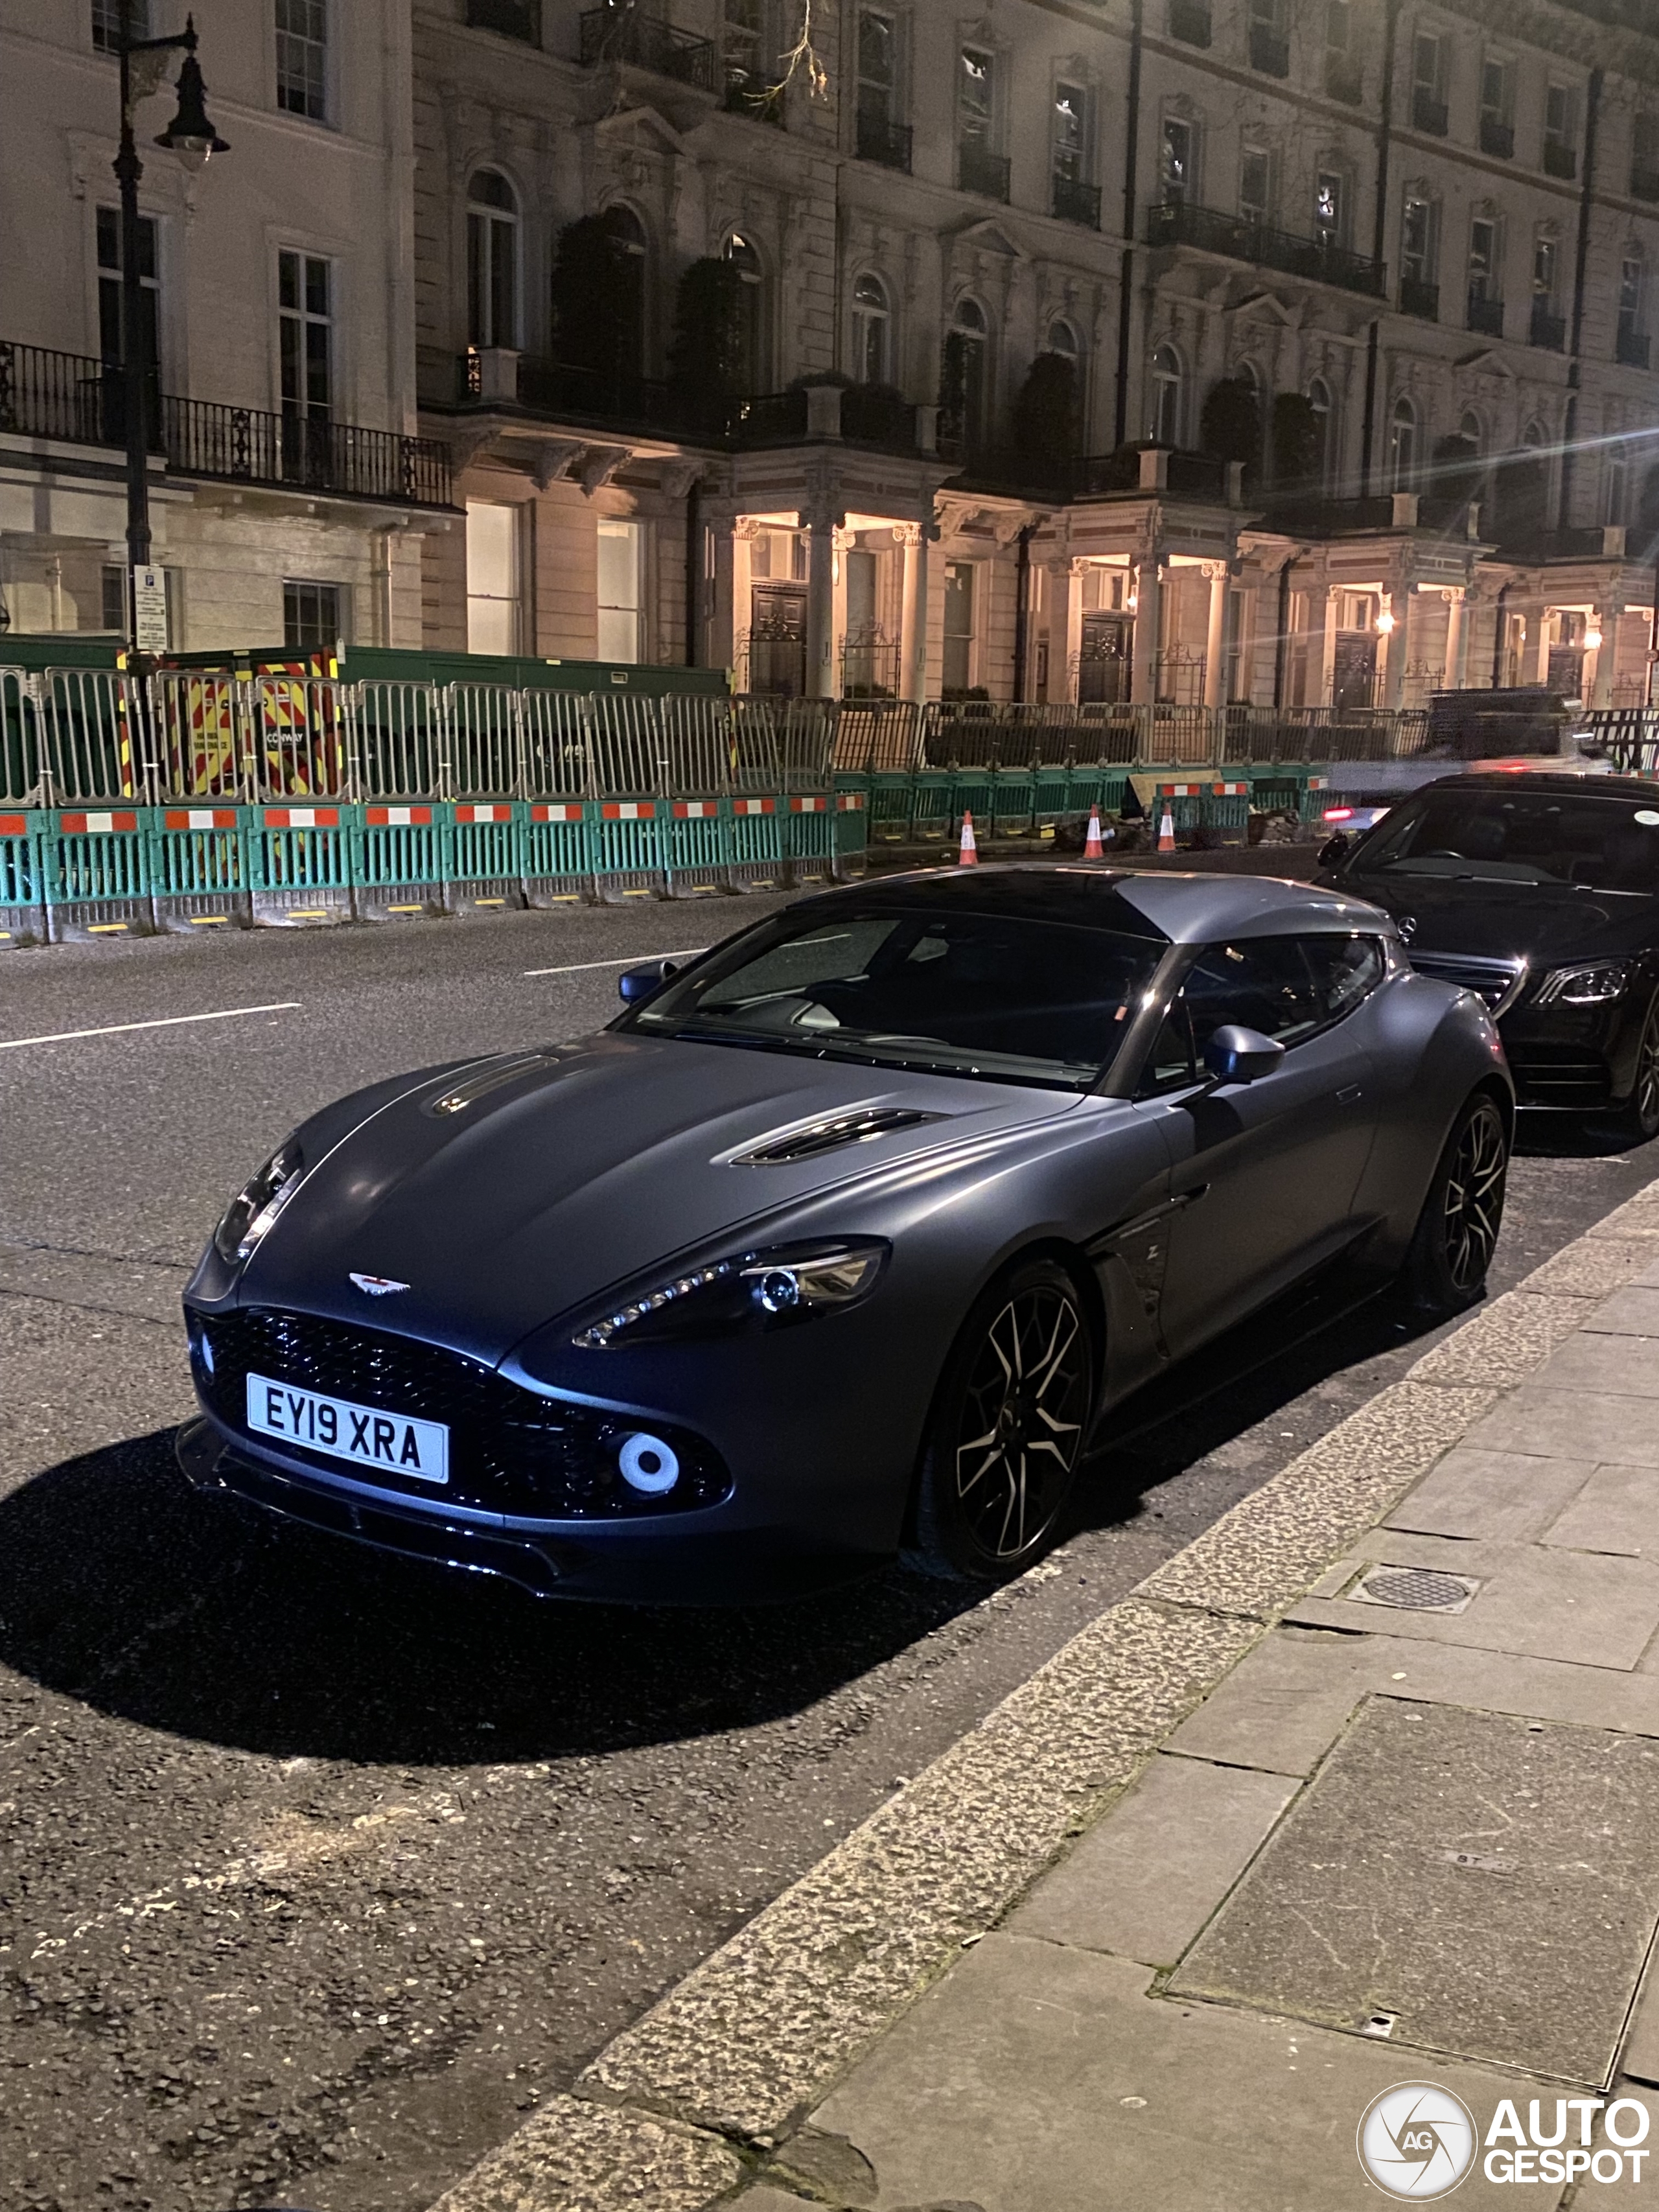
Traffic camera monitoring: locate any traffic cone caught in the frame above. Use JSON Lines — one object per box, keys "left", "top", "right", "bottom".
{"left": 1084, "top": 808, "right": 1104, "bottom": 859}
{"left": 958, "top": 810, "right": 979, "bottom": 865}
{"left": 1157, "top": 806, "right": 1177, "bottom": 854}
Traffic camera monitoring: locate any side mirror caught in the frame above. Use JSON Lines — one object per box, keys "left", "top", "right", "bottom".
{"left": 1203, "top": 1023, "right": 1286, "bottom": 1085}
{"left": 1317, "top": 832, "right": 1352, "bottom": 867}
{"left": 619, "top": 959, "right": 680, "bottom": 1004}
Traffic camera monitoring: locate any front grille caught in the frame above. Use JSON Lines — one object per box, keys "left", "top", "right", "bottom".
{"left": 1406, "top": 950, "right": 1528, "bottom": 1016}
{"left": 194, "top": 1307, "right": 729, "bottom": 1519}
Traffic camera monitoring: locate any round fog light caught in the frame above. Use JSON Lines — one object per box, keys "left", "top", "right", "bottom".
{"left": 618, "top": 1432, "right": 680, "bottom": 1495}
{"left": 752, "top": 1268, "right": 800, "bottom": 1314}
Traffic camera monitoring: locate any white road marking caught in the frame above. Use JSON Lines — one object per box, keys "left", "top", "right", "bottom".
{"left": 523, "top": 949, "right": 706, "bottom": 978}
{"left": 0, "top": 1003, "right": 301, "bottom": 1051}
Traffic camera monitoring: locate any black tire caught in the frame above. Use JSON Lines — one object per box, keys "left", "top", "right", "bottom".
{"left": 1619, "top": 997, "right": 1659, "bottom": 1143}
{"left": 903, "top": 1258, "right": 1095, "bottom": 1582}
{"left": 1402, "top": 1091, "right": 1509, "bottom": 1315}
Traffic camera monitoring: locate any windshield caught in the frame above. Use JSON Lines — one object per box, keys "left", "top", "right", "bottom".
{"left": 1347, "top": 787, "right": 1659, "bottom": 893}
{"left": 623, "top": 905, "right": 1168, "bottom": 1089}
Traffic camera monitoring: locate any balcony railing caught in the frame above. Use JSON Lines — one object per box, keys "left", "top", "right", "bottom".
{"left": 1249, "top": 23, "right": 1289, "bottom": 76}
{"left": 1400, "top": 275, "right": 1439, "bottom": 320}
{"left": 1618, "top": 327, "right": 1651, "bottom": 369}
{"left": 1412, "top": 87, "right": 1448, "bottom": 135}
{"left": 577, "top": 8, "right": 718, "bottom": 90}
{"left": 855, "top": 113, "right": 911, "bottom": 170}
{"left": 1634, "top": 165, "right": 1659, "bottom": 204}
{"left": 723, "top": 66, "right": 784, "bottom": 124}
{"left": 1467, "top": 291, "right": 1505, "bottom": 337}
{"left": 1543, "top": 137, "right": 1577, "bottom": 180}
{"left": 1147, "top": 198, "right": 1386, "bottom": 297}
{"left": 466, "top": 0, "right": 540, "bottom": 40}
{"left": 959, "top": 142, "right": 1011, "bottom": 201}
{"left": 1052, "top": 174, "right": 1101, "bottom": 227}
{"left": 1168, "top": 0, "right": 1211, "bottom": 45}
{"left": 1073, "top": 447, "right": 1227, "bottom": 501}
{"left": 1530, "top": 299, "right": 1566, "bottom": 351}
{"left": 0, "top": 340, "right": 452, "bottom": 507}
{"left": 1479, "top": 115, "right": 1514, "bottom": 157}
{"left": 1325, "top": 54, "right": 1362, "bottom": 103}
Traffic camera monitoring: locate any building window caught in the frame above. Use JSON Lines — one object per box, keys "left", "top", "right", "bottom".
{"left": 852, "top": 273, "right": 890, "bottom": 384}
{"left": 597, "top": 518, "right": 645, "bottom": 664}
{"left": 1607, "top": 442, "right": 1630, "bottom": 526}
{"left": 604, "top": 205, "right": 648, "bottom": 378}
{"left": 1467, "top": 215, "right": 1503, "bottom": 334}
{"left": 1247, "top": 0, "right": 1288, "bottom": 78}
{"left": 1314, "top": 169, "right": 1345, "bottom": 248}
{"left": 465, "top": 0, "right": 541, "bottom": 40}
{"left": 1634, "top": 113, "right": 1659, "bottom": 202}
{"left": 723, "top": 0, "right": 766, "bottom": 93}
{"left": 1533, "top": 229, "right": 1559, "bottom": 305}
{"left": 284, "top": 579, "right": 343, "bottom": 653}
{"left": 1049, "top": 318, "right": 1080, "bottom": 362}
{"left": 1387, "top": 395, "right": 1418, "bottom": 493}
{"left": 723, "top": 231, "right": 765, "bottom": 389}
{"left": 278, "top": 250, "right": 332, "bottom": 418}
{"left": 1618, "top": 253, "right": 1648, "bottom": 367}
{"left": 1169, "top": 0, "right": 1211, "bottom": 48}
{"left": 855, "top": 9, "right": 906, "bottom": 165}
{"left": 1240, "top": 143, "right": 1272, "bottom": 226}
{"left": 92, "top": 0, "right": 149, "bottom": 49}
{"left": 1325, "top": 0, "right": 1360, "bottom": 102}
{"left": 942, "top": 562, "right": 975, "bottom": 693}
{"left": 467, "top": 170, "right": 518, "bottom": 350}
{"left": 1479, "top": 56, "right": 1514, "bottom": 157}
{"left": 275, "top": 0, "right": 327, "bottom": 121}
{"left": 1400, "top": 192, "right": 1439, "bottom": 315}
{"left": 1052, "top": 78, "right": 1089, "bottom": 186}
{"left": 1150, "top": 343, "right": 1183, "bottom": 445}
{"left": 1306, "top": 377, "right": 1332, "bottom": 489}
{"left": 96, "top": 205, "right": 160, "bottom": 375}
{"left": 942, "top": 296, "right": 990, "bottom": 454}
{"left": 1544, "top": 85, "right": 1578, "bottom": 180}
{"left": 1161, "top": 117, "right": 1194, "bottom": 207}
{"left": 1411, "top": 33, "right": 1447, "bottom": 135}
{"left": 465, "top": 501, "right": 520, "bottom": 657}
{"left": 958, "top": 45, "right": 1006, "bottom": 198}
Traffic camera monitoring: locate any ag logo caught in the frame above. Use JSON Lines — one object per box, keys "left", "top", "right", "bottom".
{"left": 349, "top": 1272, "right": 410, "bottom": 1296}
{"left": 1358, "top": 2082, "right": 1478, "bottom": 2200}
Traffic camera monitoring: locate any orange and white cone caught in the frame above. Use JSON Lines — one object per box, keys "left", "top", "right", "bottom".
{"left": 1084, "top": 807, "right": 1104, "bottom": 859}
{"left": 958, "top": 810, "right": 979, "bottom": 865}
{"left": 1157, "top": 806, "right": 1177, "bottom": 854}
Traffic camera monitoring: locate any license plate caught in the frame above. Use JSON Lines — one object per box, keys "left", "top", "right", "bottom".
{"left": 245, "top": 1372, "right": 449, "bottom": 1486}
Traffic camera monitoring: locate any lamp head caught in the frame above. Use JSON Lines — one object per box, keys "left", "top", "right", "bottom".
{"left": 155, "top": 22, "right": 229, "bottom": 169}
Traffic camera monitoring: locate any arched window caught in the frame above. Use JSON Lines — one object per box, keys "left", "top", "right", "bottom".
{"left": 1150, "top": 343, "right": 1183, "bottom": 446}
{"left": 467, "top": 169, "right": 518, "bottom": 349}
{"left": 723, "top": 231, "right": 765, "bottom": 390}
{"left": 852, "top": 273, "right": 890, "bottom": 384}
{"left": 1387, "top": 394, "right": 1418, "bottom": 492}
{"left": 1048, "top": 318, "right": 1080, "bottom": 361}
{"left": 1306, "top": 375, "right": 1332, "bottom": 489}
{"left": 1607, "top": 439, "right": 1631, "bottom": 527}
{"left": 942, "top": 295, "right": 991, "bottom": 453}
{"left": 1459, "top": 409, "right": 1483, "bottom": 452}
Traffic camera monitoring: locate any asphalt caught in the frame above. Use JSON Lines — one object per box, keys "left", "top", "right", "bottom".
{"left": 1, "top": 896, "right": 1657, "bottom": 2212}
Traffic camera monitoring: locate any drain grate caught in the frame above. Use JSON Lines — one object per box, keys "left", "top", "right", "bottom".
{"left": 1349, "top": 1566, "right": 1478, "bottom": 1614}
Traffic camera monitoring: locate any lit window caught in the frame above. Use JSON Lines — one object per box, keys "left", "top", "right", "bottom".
{"left": 597, "top": 519, "right": 645, "bottom": 664}
{"left": 1162, "top": 117, "right": 1194, "bottom": 205}
{"left": 942, "top": 562, "right": 975, "bottom": 693}
{"left": 465, "top": 501, "right": 520, "bottom": 657}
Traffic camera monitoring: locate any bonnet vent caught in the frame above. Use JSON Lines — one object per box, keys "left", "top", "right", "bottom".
{"left": 734, "top": 1108, "right": 948, "bottom": 1165}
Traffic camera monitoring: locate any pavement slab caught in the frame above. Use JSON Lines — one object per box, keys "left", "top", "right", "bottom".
{"left": 1542, "top": 1461, "right": 1659, "bottom": 1557}
{"left": 1384, "top": 1444, "right": 1597, "bottom": 1544}
{"left": 1169, "top": 1697, "right": 1659, "bottom": 2086}
{"left": 1585, "top": 1285, "right": 1659, "bottom": 1336}
{"left": 1459, "top": 1382, "right": 1659, "bottom": 1467}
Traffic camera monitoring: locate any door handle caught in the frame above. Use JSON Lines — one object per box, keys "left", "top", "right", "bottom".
{"left": 1336, "top": 1084, "right": 1363, "bottom": 1103}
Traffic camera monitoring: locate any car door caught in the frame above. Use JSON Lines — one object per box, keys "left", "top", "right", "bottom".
{"left": 1152, "top": 931, "right": 1383, "bottom": 1355}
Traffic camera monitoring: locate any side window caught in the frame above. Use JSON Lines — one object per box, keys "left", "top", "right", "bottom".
{"left": 1183, "top": 938, "right": 1323, "bottom": 1050}
{"left": 1141, "top": 999, "right": 1197, "bottom": 1094}
{"left": 1303, "top": 933, "right": 1385, "bottom": 1022}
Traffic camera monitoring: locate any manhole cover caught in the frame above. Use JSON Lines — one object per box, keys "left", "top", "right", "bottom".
{"left": 1350, "top": 1566, "right": 1477, "bottom": 1613}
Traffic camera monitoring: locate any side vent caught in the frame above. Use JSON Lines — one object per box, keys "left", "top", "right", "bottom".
{"left": 734, "top": 1108, "right": 947, "bottom": 1165}
{"left": 428, "top": 1053, "right": 558, "bottom": 1118}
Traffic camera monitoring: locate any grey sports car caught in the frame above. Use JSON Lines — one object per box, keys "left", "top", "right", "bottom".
{"left": 178, "top": 866, "right": 1512, "bottom": 1601}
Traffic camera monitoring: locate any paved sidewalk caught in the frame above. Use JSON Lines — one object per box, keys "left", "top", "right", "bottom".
{"left": 741, "top": 1232, "right": 1659, "bottom": 2209}
{"left": 433, "top": 1180, "right": 1659, "bottom": 2212}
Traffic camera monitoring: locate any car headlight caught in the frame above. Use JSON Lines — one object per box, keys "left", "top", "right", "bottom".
{"left": 213, "top": 1137, "right": 307, "bottom": 1264}
{"left": 572, "top": 1239, "right": 888, "bottom": 1349}
{"left": 1535, "top": 960, "right": 1635, "bottom": 1005}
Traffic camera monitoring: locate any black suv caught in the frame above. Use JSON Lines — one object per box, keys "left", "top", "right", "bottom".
{"left": 1318, "top": 771, "right": 1659, "bottom": 1136}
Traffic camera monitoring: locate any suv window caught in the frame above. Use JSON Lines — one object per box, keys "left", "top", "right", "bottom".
{"left": 1140, "top": 934, "right": 1383, "bottom": 1092}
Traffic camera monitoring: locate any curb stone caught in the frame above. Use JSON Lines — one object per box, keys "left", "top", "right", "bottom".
{"left": 428, "top": 1173, "right": 1659, "bottom": 2212}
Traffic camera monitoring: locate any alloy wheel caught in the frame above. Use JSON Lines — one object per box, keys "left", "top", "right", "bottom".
{"left": 1441, "top": 1105, "right": 1507, "bottom": 1294}
{"left": 1633, "top": 1007, "right": 1659, "bottom": 1136}
{"left": 953, "top": 1283, "right": 1089, "bottom": 1561}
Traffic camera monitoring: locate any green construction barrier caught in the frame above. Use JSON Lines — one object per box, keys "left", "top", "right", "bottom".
{"left": 0, "top": 809, "right": 45, "bottom": 940}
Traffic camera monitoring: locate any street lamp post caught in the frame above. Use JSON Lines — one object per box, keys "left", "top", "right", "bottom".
{"left": 109, "top": 1, "right": 228, "bottom": 665}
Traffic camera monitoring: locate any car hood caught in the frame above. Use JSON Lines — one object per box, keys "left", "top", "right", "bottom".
{"left": 232, "top": 1032, "right": 1084, "bottom": 1362}
{"left": 1339, "top": 872, "right": 1659, "bottom": 965}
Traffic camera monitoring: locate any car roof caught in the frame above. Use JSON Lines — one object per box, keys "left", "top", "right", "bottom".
{"left": 801, "top": 863, "right": 1393, "bottom": 945}
{"left": 1418, "top": 770, "right": 1659, "bottom": 800}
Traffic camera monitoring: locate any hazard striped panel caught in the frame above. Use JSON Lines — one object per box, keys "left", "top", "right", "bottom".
{"left": 365, "top": 805, "right": 433, "bottom": 827}
{"left": 60, "top": 811, "right": 139, "bottom": 833}
{"left": 532, "top": 802, "right": 583, "bottom": 822}
{"left": 789, "top": 796, "right": 828, "bottom": 813}
{"left": 600, "top": 802, "right": 655, "bottom": 821}
{"left": 672, "top": 800, "right": 719, "bottom": 819}
{"left": 262, "top": 808, "right": 340, "bottom": 828}
{"left": 457, "top": 802, "right": 513, "bottom": 823}
{"left": 837, "top": 793, "right": 864, "bottom": 811}
{"left": 733, "top": 798, "right": 775, "bottom": 816}
{"left": 1155, "top": 784, "right": 1205, "bottom": 798}
{"left": 164, "top": 808, "right": 238, "bottom": 830}
{"left": 1210, "top": 782, "right": 1248, "bottom": 796}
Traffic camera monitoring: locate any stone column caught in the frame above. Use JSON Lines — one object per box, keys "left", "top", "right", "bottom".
{"left": 711, "top": 522, "right": 737, "bottom": 678}
{"left": 806, "top": 509, "right": 839, "bottom": 699}
{"left": 897, "top": 522, "right": 931, "bottom": 703}
{"left": 1320, "top": 585, "right": 1340, "bottom": 706}
{"left": 1063, "top": 560, "right": 1087, "bottom": 704}
{"left": 1590, "top": 611, "right": 1614, "bottom": 708}
{"left": 1442, "top": 587, "right": 1467, "bottom": 691}
{"left": 730, "top": 518, "right": 760, "bottom": 693}
{"left": 1131, "top": 556, "right": 1163, "bottom": 704}
{"left": 1203, "top": 561, "right": 1229, "bottom": 707}
{"left": 1535, "top": 611, "right": 1553, "bottom": 685}
{"left": 831, "top": 526, "right": 855, "bottom": 697}
{"left": 1381, "top": 592, "right": 1408, "bottom": 709}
